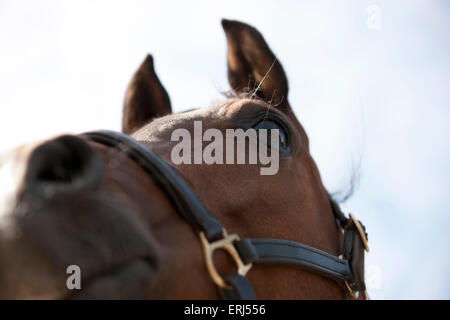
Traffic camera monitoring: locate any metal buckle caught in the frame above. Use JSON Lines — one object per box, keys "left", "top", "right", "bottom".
{"left": 344, "top": 281, "right": 369, "bottom": 300}
{"left": 349, "top": 213, "right": 369, "bottom": 252}
{"left": 199, "top": 229, "right": 252, "bottom": 289}
{"left": 344, "top": 281, "right": 358, "bottom": 299}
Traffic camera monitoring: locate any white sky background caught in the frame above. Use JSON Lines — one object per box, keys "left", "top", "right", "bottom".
{"left": 0, "top": 0, "right": 449, "bottom": 299}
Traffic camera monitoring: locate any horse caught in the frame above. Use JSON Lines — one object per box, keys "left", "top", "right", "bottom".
{"left": 0, "top": 19, "right": 368, "bottom": 299}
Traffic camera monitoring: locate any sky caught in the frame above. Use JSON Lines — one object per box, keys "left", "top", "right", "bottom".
{"left": 0, "top": 0, "right": 449, "bottom": 299}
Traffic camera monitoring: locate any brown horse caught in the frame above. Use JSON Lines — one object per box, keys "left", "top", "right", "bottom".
{"left": 0, "top": 20, "right": 366, "bottom": 299}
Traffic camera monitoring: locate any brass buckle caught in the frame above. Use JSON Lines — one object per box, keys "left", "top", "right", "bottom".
{"left": 349, "top": 213, "right": 369, "bottom": 252}
{"left": 344, "top": 281, "right": 369, "bottom": 300}
{"left": 199, "top": 230, "right": 252, "bottom": 289}
{"left": 345, "top": 281, "right": 358, "bottom": 299}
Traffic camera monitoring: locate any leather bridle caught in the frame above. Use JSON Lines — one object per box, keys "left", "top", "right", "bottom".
{"left": 82, "top": 130, "right": 369, "bottom": 300}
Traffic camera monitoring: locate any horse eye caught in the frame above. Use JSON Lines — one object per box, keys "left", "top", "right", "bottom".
{"left": 253, "top": 119, "right": 288, "bottom": 149}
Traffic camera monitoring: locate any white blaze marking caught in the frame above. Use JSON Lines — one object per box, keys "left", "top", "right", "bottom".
{"left": 0, "top": 146, "right": 33, "bottom": 236}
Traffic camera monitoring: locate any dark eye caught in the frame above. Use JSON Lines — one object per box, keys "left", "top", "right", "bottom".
{"left": 253, "top": 119, "right": 289, "bottom": 151}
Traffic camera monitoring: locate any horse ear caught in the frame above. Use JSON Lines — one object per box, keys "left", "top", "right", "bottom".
{"left": 221, "top": 19, "right": 289, "bottom": 108}
{"left": 122, "top": 54, "right": 172, "bottom": 135}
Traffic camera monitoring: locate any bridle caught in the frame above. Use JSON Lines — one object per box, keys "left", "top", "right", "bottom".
{"left": 82, "top": 130, "right": 370, "bottom": 300}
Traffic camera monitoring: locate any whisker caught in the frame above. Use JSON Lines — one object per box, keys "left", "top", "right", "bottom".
{"left": 250, "top": 58, "right": 277, "bottom": 100}
{"left": 263, "top": 89, "right": 277, "bottom": 122}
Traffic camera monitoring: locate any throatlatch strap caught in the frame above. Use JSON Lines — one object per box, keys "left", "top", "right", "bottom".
{"left": 330, "top": 198, "right": 349, "bottom": 227}
{"left": 218, "top": 275, "right": 256, "bottom": 300}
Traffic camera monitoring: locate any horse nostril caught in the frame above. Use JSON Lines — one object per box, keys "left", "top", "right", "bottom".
{"left": 25, "top": 135, "right": 104, "bottom": 194}
{"left": 36, "top": 151, "right": 82, "bottom": 184}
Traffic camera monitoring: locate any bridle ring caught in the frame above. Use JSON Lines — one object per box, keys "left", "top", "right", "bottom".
{"left": 199, "top": 230, "right": 252, "bottom": 289}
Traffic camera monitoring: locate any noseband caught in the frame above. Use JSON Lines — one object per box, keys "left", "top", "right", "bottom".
{"left": 82, "top": 130, "right": 369, "bottom": 300}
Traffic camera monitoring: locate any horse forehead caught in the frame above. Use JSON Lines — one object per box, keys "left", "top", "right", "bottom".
{"left": 132, "top": 104, "right": 224, "bottom": 141}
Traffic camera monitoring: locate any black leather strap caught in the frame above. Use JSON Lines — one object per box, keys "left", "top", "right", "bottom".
{"left": 343, "top": 219, "right": 368, "bottom": 292}
{"left": 219, "top": 275, "right": 256, "bottom": 300}
{"left": 236, "top": 239, "right": 354, "bottom": 282}
{"left": 82, "top": 130, "right": 224, "bottom": 242}
{"left": 330, "top": 197, "right": 349, "bottom": 228}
